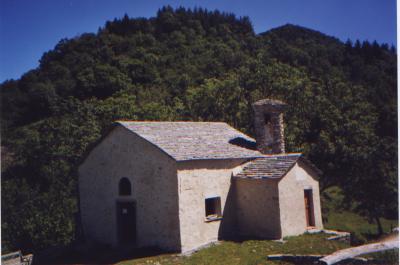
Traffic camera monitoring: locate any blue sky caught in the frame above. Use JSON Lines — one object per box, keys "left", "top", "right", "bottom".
{"left": 0, "top": 0, "right": 396, "bottom": 82}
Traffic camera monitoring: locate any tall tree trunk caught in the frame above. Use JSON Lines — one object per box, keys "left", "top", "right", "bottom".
{"left": 375, "top": 216, "right": 383, "bottom": 235}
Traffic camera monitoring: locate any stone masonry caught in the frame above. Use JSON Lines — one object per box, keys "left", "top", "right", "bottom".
{"left": 252, "top": 99, "right": 287, "bottom": 154}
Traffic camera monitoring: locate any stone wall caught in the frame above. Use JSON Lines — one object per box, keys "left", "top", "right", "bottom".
{"left": 176, "top": 159, "right": 248, "bottom": 253}
{"left": 252, "top": 99, "right": 286, "bottom": 154}
{"left": 278, "top": 161, "right": 323, "bottom": 237}
{"left": 78, "top": 125, "right": 181, "bottom": 251}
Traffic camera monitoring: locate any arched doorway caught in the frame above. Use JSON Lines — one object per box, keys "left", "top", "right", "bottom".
{"left": 117, "top": 178, "right": 136, "bottom": 244}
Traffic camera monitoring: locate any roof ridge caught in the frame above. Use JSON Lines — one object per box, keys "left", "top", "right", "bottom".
{"left": 260, "top": 153, "right": 302, "bottom": 157}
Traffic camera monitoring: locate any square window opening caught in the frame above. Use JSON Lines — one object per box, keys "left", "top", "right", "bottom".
{"left": 205, "top": 197, "right": 222, "bottom": 220}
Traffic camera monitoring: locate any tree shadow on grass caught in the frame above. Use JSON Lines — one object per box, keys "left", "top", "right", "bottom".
{"left": 36, "top": 245, "right": 172, "bottom": 265}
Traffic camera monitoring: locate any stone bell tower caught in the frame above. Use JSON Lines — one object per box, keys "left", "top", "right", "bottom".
{"left": 252, "top": 99, "right": 287, "bottom": 154}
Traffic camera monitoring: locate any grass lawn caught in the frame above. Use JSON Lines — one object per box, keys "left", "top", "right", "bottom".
{"left": 322, "top": 186, "right": 398, "bottom": 244}
{"left": 116, "top": 233, "right": 349, "bottom": 265}
{"left": 324, "top": 210, "right": 397, "bottom": 242}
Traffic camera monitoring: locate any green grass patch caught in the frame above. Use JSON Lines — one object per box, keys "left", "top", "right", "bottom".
{"left": 367, "top": 249, "right": 399, "bottom": 264}
{"left": 116, "top": 233, "right": 349, "bottom": 265}
{"left": 322, "top": 186, "right": 398, "bottom": 244}
{"left": 324, "top": 210, "right": 398, "bottom": 243}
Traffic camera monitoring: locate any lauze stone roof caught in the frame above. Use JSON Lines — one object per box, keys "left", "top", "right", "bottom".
{"left": 234, "top": 154, "right": 301, "bottom": 179}
{"left": 117, "top": 121, "right": 263, "bottom": 161}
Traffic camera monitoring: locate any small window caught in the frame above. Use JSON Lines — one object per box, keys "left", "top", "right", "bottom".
{"left": 205, "top": 197, "right": 222, "bottom": 221}
{"left": 119, "top": 177, "right": 131, "bottom": 196}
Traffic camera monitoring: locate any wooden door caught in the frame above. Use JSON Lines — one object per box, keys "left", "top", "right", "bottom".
{"left": 117, "top": 201, "right": 136, "bottom": 245}
{"left": 304, "top": 190, "right": 315, "bottom": 227}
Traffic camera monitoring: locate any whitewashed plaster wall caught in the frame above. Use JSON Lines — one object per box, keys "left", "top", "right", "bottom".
{"left": 278, "top": 161, "right": 323, "bottom": 237}
{"left": 176, "top": 159, "right": 248, "bottom": 253}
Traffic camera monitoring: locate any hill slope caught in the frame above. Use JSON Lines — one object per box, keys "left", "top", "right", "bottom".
{"left": 1, "top": 6, "right": 397, "bottom": 252}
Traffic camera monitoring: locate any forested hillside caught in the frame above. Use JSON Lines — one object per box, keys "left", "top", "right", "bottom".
{"left": 1, "top": 6, "right": 397, "bottom": 252}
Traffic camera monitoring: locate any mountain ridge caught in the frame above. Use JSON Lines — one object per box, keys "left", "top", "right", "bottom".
{"left": 1, "top": 7, "right": 397, "bottom": 252}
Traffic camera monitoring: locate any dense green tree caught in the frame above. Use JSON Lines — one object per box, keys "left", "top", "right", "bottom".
{"left": 1, "top": 7, "right": 397, "bottom": 251}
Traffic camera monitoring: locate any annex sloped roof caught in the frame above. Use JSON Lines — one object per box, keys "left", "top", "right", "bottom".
{"left": 117, "top": 121, "right": 263, "bottom": 161}
{"left": 234, "top": 154, "right": 303, "bottom": 179}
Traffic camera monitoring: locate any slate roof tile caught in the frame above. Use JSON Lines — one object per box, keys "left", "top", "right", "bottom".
{"left": 117, "top": 121, "right": 263, "bottom": 161}
{"left": 234, "top": 154, "right": 302, "bottom": 179}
